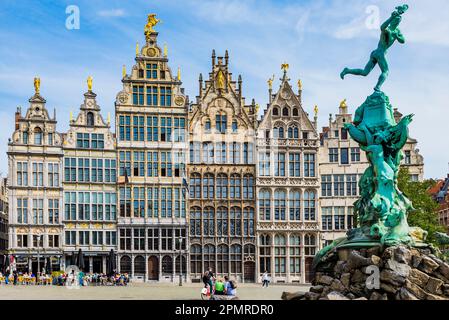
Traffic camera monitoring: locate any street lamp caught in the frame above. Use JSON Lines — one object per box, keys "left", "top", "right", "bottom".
{"left": 177, "top": 238, "right": 183, "bottom": 286}
{"left": 37, "top": 234, "right": 42, "bottom": 276}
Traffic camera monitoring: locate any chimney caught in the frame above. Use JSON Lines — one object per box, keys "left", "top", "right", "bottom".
{"left": 15, "top": 106, "right": 21, "bottom": 130}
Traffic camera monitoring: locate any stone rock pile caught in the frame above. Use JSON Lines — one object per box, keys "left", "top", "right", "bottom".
{"left": 282, "top": 245, "right": 449, "bottom": 300}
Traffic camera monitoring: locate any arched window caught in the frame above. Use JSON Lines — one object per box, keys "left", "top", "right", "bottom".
{"left": 282, "top": 107, "right": 289, "bottom": 117}
{"left": 304, "top": 190, "right": 316, "bottom": 221}
{"left": 274, "top": 190, "right": 286, "bottom": 220}
{"left": 304, "top": 234, "right": 317, "bottom": 256}
{"left": 205, "top": 119, "right": 211, "bottom": 132}
{"left": 216, "top": 174, "right": 228, "bottom": 199}
{"left": 272, "top": 107, "right": 279, "bottom": 116}
{"left": 87, "top": 112, "right": 94, "bottom": 126}
{"left": 23, "top": 131, "right": 29, "bottom": 144}
{"left": 259, "top": 235, "right": 271, "bottom": 273}
{"left": 217, "top": 207, "right": 228, "bottom": 236}
{"left": 162, "top": 256, "right": 173, "bottom": 274}
{"left": 203, "top": 207, "right": 215, "bottom": 236}
{"left": 288, "top": 127, "right": 293, "bottom": 139}
{"left": 289, "top": 190, "right": 301, "bottom": 221}
{"left": 293, "top": 108, "right": 299, "bottom": 117}
{"left": 232, "top": 121, "right": 238, "bottom": 133}
{"left": 190, "top": 245, "right": 202, "bottom": 275}
{"left": 189, "top": 173, "right": 201, "bottom": 199}
{"left": 34, "top": 127, "right": 42, "bottom": 145}
{"left": 289, "top": 235, "right": 301, "bottom": 274}
{"left": 243, "top": 175, "right": 254, "bottom": 199}
{"left": 244, "top": 244, "right": 255, "bottom": 257}
{"left": 204, "top": 244, "right": 215, "bottom": 271}
{"left": 274, "top": 235, "right": 286, "bottom": 275}
{"left": 259, "top": 190, "right": 271, "bottom": 221}
{"left": 134, "top": 256, "right": 145, "bottom": 276}
{"left": 230, "top": 174, "right": 241, "bottom": 199}
{"left": 217, "top": 244, "right": 229, "bottom": 274}
{"left": 230, "top": 244, "right": 242, "bottom": 274}
{"left": 190, "top": 207, "right": 201, "bottom": 236}
{"left": 230, "top": 207, "right": 242, "bottom": 236}
{"left": 243, "top": 207, "right": 255, "bottom": 236}
{"left": 203, "top": 173, "right": 214, "bottom": 199}
{"left": 273, "top": 126, "right": 284, "bottom": 139}
{"left": 120, "top": 255, "right": 131, "bottom": 274}
{"left": 288, "top": 126, "right": 299, "bottom": 139}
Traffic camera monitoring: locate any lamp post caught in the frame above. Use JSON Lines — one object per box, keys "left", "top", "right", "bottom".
{"left": 178, "top": 238, "right": 183, "bottom": 286}
{"left": 37, "top": 234, "right": 41, "bottom": 275}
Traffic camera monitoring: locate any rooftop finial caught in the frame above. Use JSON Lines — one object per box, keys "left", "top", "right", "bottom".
{"left": 87, "top": 76, "right": 93, "bottom": 92}
{"left": 298, "top": 79, "right": 302, "bottom": 90}
{"left": 314, "top": 105, "right": 319, "bottom": 117}
{"left": 34, "top": 77, "right": 41, "bottom": 95}
{"left": 122, "top": 65, "right": 126, "bottom": 78}
{"left": 144, "top": 13, "right": 161, "bottom": 40}
{"left": 177, "top": 67, "right": 181, "bottom": 81}
{"left": 136, "top": 42, "right": 139, "bottom": 56}
{"left": 281, "top": 63, "right": 289, "bottom": 73}
{"left": 164, "top": 43, "right": 168, "bottom": 57}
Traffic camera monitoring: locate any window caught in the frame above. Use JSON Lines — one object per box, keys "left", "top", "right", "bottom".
{"left": 146, "top": 116, "right": 158, "bottom": 141}
{"left": 274, "top": 235, "right": 286, "bottom": 275}
{"left": 274, "top": 190, "right": 286, "bottom": 220}
{"left": 79, "top": 231, "right": 90, "bottom": 245}
{"left": 351, "top": 147, "right": 361, "bottom": 162}
{"left": 259, "top": 235, "right": 271, "bottom": 273}
{"left": 243, "top": 207, "right": 255, "bottom": 236}
{"left": 302, "top": 132, "right": 309, "bottom": 140}
{"left": 333, "top": 175, "right": 345, "bottom": 196}
{"left": 34, "top": 127, "right": 42, "bottom": 145}
{"left": 17, "top": 235, "right": 28, "bottom": 248}
{"left": 23, "top": 131, "right": 29, "bottom": 144}
{"left": 147, "top": 86, "right": 158, "bottom": 106}
{"left": 48, "top": 133, "right": 53, "bottom": 145}
{"left": 282, "top": 107, "right": 289, "bottom": 116}
{"left": 134, "top": 229, "right": 145, "bottom": 251}
{"left": 105, "top": 159, "right": 117, "bottom": 183}
{"left": 190, "top": 207, "right": 201, "bottom": 236}
{"left": 259, "top": 152, "right": 270, "bottom": 176}
{"left": 230, "top": 208, "right": 242, "bottom": 236}
{"left": 17, "top": 162, "right": 28, "bottom": 186}
{"left": 230, "top": 142, "right": 240, "bottom": 164}
{"left": 334, "top": 207, "right": 345, "bottom": 230}
{"left": 230, "top": 175, "right": 241, "bottom": 199}
{"left": 292, "top": 108, "right": 299, "bottom": 116}
{"left": 243, "top": 175, "right": 254, "bottom": 199}
{"left": 160, "top": 117, "right": 172, "bottom": 142}
{"left": 17, "top": 199, "right": 28, "bottom": 224}
{"left": 288, "top": 127, "right": 299, "bottom": 139}
{"left": 147, "top": 187, "right": 158, "bottom": 218}
{"left": 203, "top": 174, "right": 214, "bottom": 199}
{"left": 346, "top": 174, "right": 357, "bottom": 196}
{"left": 64, "top": 192, "right": 76, "bottom": 221}
{"left": 273, "top": 127, "right": 284, "bottom": 139}
{"left": 232, "top": 121, "right": 238, "bottom": 133}
{"left": 190, "top": 245, "right": 202, "bottom": 275}
{"left": 275, "top": 153, "right": 286, "bottom": 176}
{"left": 340, "top": 148, "right": 349, "bottom": 164}
{"left": 174, "top": 117, "right": 186, "bottom": 142}
{"left": 259, "top": 190, "right": 271, "bottom": 221}
{"left": 146, "top": 63, "right": 158, "bottom": 79}
{"left": 146, "top": 152, "right": 158, "bottom": 177}
{"left": 203, "top": 245, "right": 215, "bottom": 272}
{"left": 216, "top": 174, "right": 228, "bottom": 199}
{"left": 119, "top": 229, "right": 132, "bottom": 250}
{"left": 32, "top": 163, "right": 43, "bottom": 187}
{"left": 119, "top": 116, "right": 131, "bottom": 141}
{"left": 203, "top": 207, "right": 215, "bottom": 236}
{"left": 230, "top": 244, "right": 242, "bottom": 274}
{"left": 289, "top": 190, "right": 301, "bottom": 220}
{"left": 304, "top": 191, "right": 316, "bottom": 220}
{"left": 217, "top": 207, "right": 228, "bottom": 236}
{"left": 92, "top": 231, "right": 103, "bottom": 246}
{"left": 160, "top": 151, "right": 172, "bottom": 177}
{"left": 272, "top": 108, "right": 279, "bottom": 116}
{"left": 290, "top": 235, "right": 301, "bottom": 274}
{"left": 216, "top": 114, "right": 227, "bottom": 133}
{"left": 190, "top": 173, "right": 201, "bottom": 199}
{"left": 147, "top": 229, "right": 159, "bottom": 250}
{"left": 347, "top": 207, "right": 355, "bottom": 230}
{"left": 32, "top": 235, "right": 43, "bottom": 248}
{"left": 119, "top": 187, "right": 131, "bottom": 218}
{"left": 321, "top": 175, "right": 332, "bottom": 197}
{"left": 303, "top": 153, "right": 315, "bottom": 177}
{"left": 322, "top": 207, "right": 333, "bottom": 230}
{"left": 32, "top": 199, "right": 44, "bottom": 224}
{"left": 78, "top": 192, "right": 90, "bottom": 220}
{"left": 160, "top": 86, "right": 172, "bottom": 106}
{"left": 64, "top": 158, "right": 76, "bottom": 182}
{"left": 105, "top": 231, "right": 117, "bottom": 246}
{"left": 132, "top": 85, "right": 144, "bottom": 105}
{"left": 91, "top": 159, "right": 104, "bottom": 183}
{"left": 289, "top": 153, "right": 300, "bottom": 177}
{"left": 132, "top": 116, "right": 144, "bottom": 142}
{"left": 203, "top": 142, "right": 214, "bottom": 164}
{"left": 91, "top": 134, "right": 104, "bottom": 149}
{"left": 190, "top": 142, "right": 200, "bottom": 164}
{"left": 329, "top": 148, "right": 339, "bottom": 163}
{"left": 160, "top": 187, "right": 172, "bottom": 218}
{"left": 215, "top": 142, "right": 226, "bottom": 164}
{"left": 341, "top": 128, "right": 348, "bottom": 140}
{"left": 87, "top": 112, "right": 94, "bottom": 126}
{"left": 243, "top": 143, "right": 254, "bottom": 164}
{"left": 48, "top": 199, "right": 59, "bottom": 224}
{"left": 133, "top": 187, "right": 145, "bottom": 218}
{"left": 133, "top": 151, "right": 145, "bottom": 177}
{"left": 65, "top": 231, "right": 76, "bottom": 245}
{"left": 48, "top": 163, "right": 59, "bottom": 187}
{"left": 304, "top": 234, "right": 316, "bottom": 256}
{"left": 217, "top": 245, "right": 229, "bottom": 274}
{"left": 77, "top": 158, "right": 89, "bottom": 182}
{"left": 161, "top": 229, "right": 173, "bottom": 251}
{"left": 404, "top": 151, "right": 411, "bottom": 164}
{"left": 205, "top": 120, "right": 211, "bottom": 132}
{"left": 119, "top": 151, "right": 131, "bottom": 177}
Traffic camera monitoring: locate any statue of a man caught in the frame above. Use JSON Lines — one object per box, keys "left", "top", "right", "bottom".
{"left": 340, "top": 5, "right": 409, "bottom": 92}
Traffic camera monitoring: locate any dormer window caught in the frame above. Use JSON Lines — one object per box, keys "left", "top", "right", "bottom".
{"left": 232, "top": 121, "right": 238, "bottom": 133}
{"left": 216, "top": 114, "right": 227, "bottom": 134}
{"left": 282, "top": 107, "right": 289, "bottom": 117}
{"left": 293, "top": 108, "right": 299, "bottom": 117}
{"left": 34, "top": 127, "right": 42, "bottom": 145}
{"left": 205, "top": 119, "right": 211, "bottom": 132}
{"left": 23, "top": 131, "right": 29, "bottom": 144}
{"left": 48, "top": 133, "right": 53, "bottom": 145}
{"left": 87, "top": 112, "right": 94, "bottom": 126}
{"left": 272, "top": 108, "right": 279, "bottom": 116}
{"left": 146, "top": 63, "right": 158, "bottom": 79}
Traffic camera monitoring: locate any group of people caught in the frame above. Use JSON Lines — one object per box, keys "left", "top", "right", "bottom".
{"left": 202, "top": 268, "right": 237, "bottom": 298}
{"left": 0, "top": 271, "right": 52, "bottom": 285}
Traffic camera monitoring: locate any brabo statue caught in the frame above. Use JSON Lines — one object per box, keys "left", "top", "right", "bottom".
{"left": 340, "top": 5, "right": 408, "bottom": 92}
{"left": 314, "top": 4, "right": 429, "bottom": 270}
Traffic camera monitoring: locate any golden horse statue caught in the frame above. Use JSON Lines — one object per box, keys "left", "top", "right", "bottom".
{"left": 145, "top": 14, "right": 161, "bottom": 39}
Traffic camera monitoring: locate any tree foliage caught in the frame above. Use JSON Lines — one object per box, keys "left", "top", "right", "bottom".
{"left": 397, "top": 167, "right": 447, "bottom": 245}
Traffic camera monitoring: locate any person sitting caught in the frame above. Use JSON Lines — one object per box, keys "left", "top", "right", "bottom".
{"left": 214, "top": 278, "right": 225, "bottom": 295}
{"left": 225, "top": 279, "right": 237, "bottom": 296}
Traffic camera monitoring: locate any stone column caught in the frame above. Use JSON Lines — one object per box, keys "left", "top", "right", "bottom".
{"left": 130, "top": 254, "right": 135, "bottom": 279}
{"left": 286, "top": 232, "right": 290, "bottom": 283}
{"left": 300, "top": 233, "right": 306, "bottom": 284}
{"left": 102, "top": 256, "right": 106, "bottom": 274}
{"left": 172, "top": 254, "right": 176, "bottom": 283}
{"left": 89, "top": 256, "right": 93, "bottom": 273}
{"left": 158, "top": 254, "right": 163, "bottom": 282}
{"left": 144, "top": 254, "right": 148, "bottom": 282}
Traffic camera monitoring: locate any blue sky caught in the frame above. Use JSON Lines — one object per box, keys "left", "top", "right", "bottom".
{"left": 0, "top": 0, "right": 448, "bottom": 179}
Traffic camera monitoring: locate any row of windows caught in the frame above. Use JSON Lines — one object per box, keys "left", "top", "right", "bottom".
{"left": 258, "top": 190, "right": 316, "bottom": 221}
{"left": 258, "top": 152, "right": 316, "bottom": 177}
{"left": 321, "top": 174, "right": 359, "bottom": 197}
{"left": 321, "top": 207, "right": 355, "bottom": 231}
{"left": 16, "top": 162, "right": 60, "bottom": 187}
{"left": 64, "top": 192, "right": 117, "bottom": 221}
{"left": 119, "top": 187, "right": 186, "bottom": 218}
{"left": 189, "top": 207, "right": 255, "bottom": 237}
{"left": 64, "top": 158, "right": 117, "bottom": 183}
{"left": 203, "top": 115, "right": 239, "bottom": 134}
{"left": 118, "top": 115, "right": 186, "bottom": 142}
{"left": 119, "top": 151, "right": 185, "bottom": 178}
{"left": 328, "top": 147, "right": 360, "bottom": 164}
{"left": 120, "top": 255, "right": 187, "bottom": 275}
{"left": 65, "top": 231, "right": 117, "bottom": 246}
{"left": 189, "top": 142, "right": 254, "bottom": 165}
{"left": 119, "top": 228, "right": 186, "bottom": 251}
{"left": 189, "top": 174, "right": 254, "bottom": 200}
{"left": 190, "top": 244, "right": 254, "bottom": 275}
{"left": 16, "top": 198, "right": 59, "bottom": 225}
{"left": 272, "top": 106, "right": 301, "bottom": 118}
{"left": 132, "top": 85, "right": 172, "bottom": 107}
{"left": 21, "top": 127, "right": 54, "bottom": 146}
{"left": 16, "top": 234, "right": 60, "bottom": 248}
{"left": 271, "top": 126, "right": 308, "bottom": 140}
{"left": 76, "top": 133, "right": 105, "bottom": 149}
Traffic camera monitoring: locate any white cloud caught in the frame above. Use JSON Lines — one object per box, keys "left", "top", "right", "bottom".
{"left": 97, "top": 9, "right": 126, "bottom": 18}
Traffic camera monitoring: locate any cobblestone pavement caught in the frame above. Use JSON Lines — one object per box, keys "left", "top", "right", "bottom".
{"left": 0, "top": 283, "right": 310, "bottom": 300}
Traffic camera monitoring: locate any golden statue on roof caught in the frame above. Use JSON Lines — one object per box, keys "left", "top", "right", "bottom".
{"left": 314, "top": 105, "right": 319, "bottom": 116}
{"left": 87, "top": 76, "right": 93, "bottom": 92}
{"left": 145, "top": 14, "right": 161, "bottom": 40}
{"left": 34, "top": 77, "right": 41, "bottom": 94}
{"left": 216, "top": 70, "right": 225, "bottom": 89}
{"left": 281, "top": 63, "right": 289, "bottom": 71}
{"left": 267, "top": 74, "right": 275, "bottom": 90}
{"left": 340, "top": 99, "right": 348, "bottom": 112}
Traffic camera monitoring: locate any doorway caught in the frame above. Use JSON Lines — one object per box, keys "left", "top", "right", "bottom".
{"left": 244, "top": 261, "right": 256, "bottom": 283}
{"left": 148, "top": 256, "right": 159, "bottom": 280}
